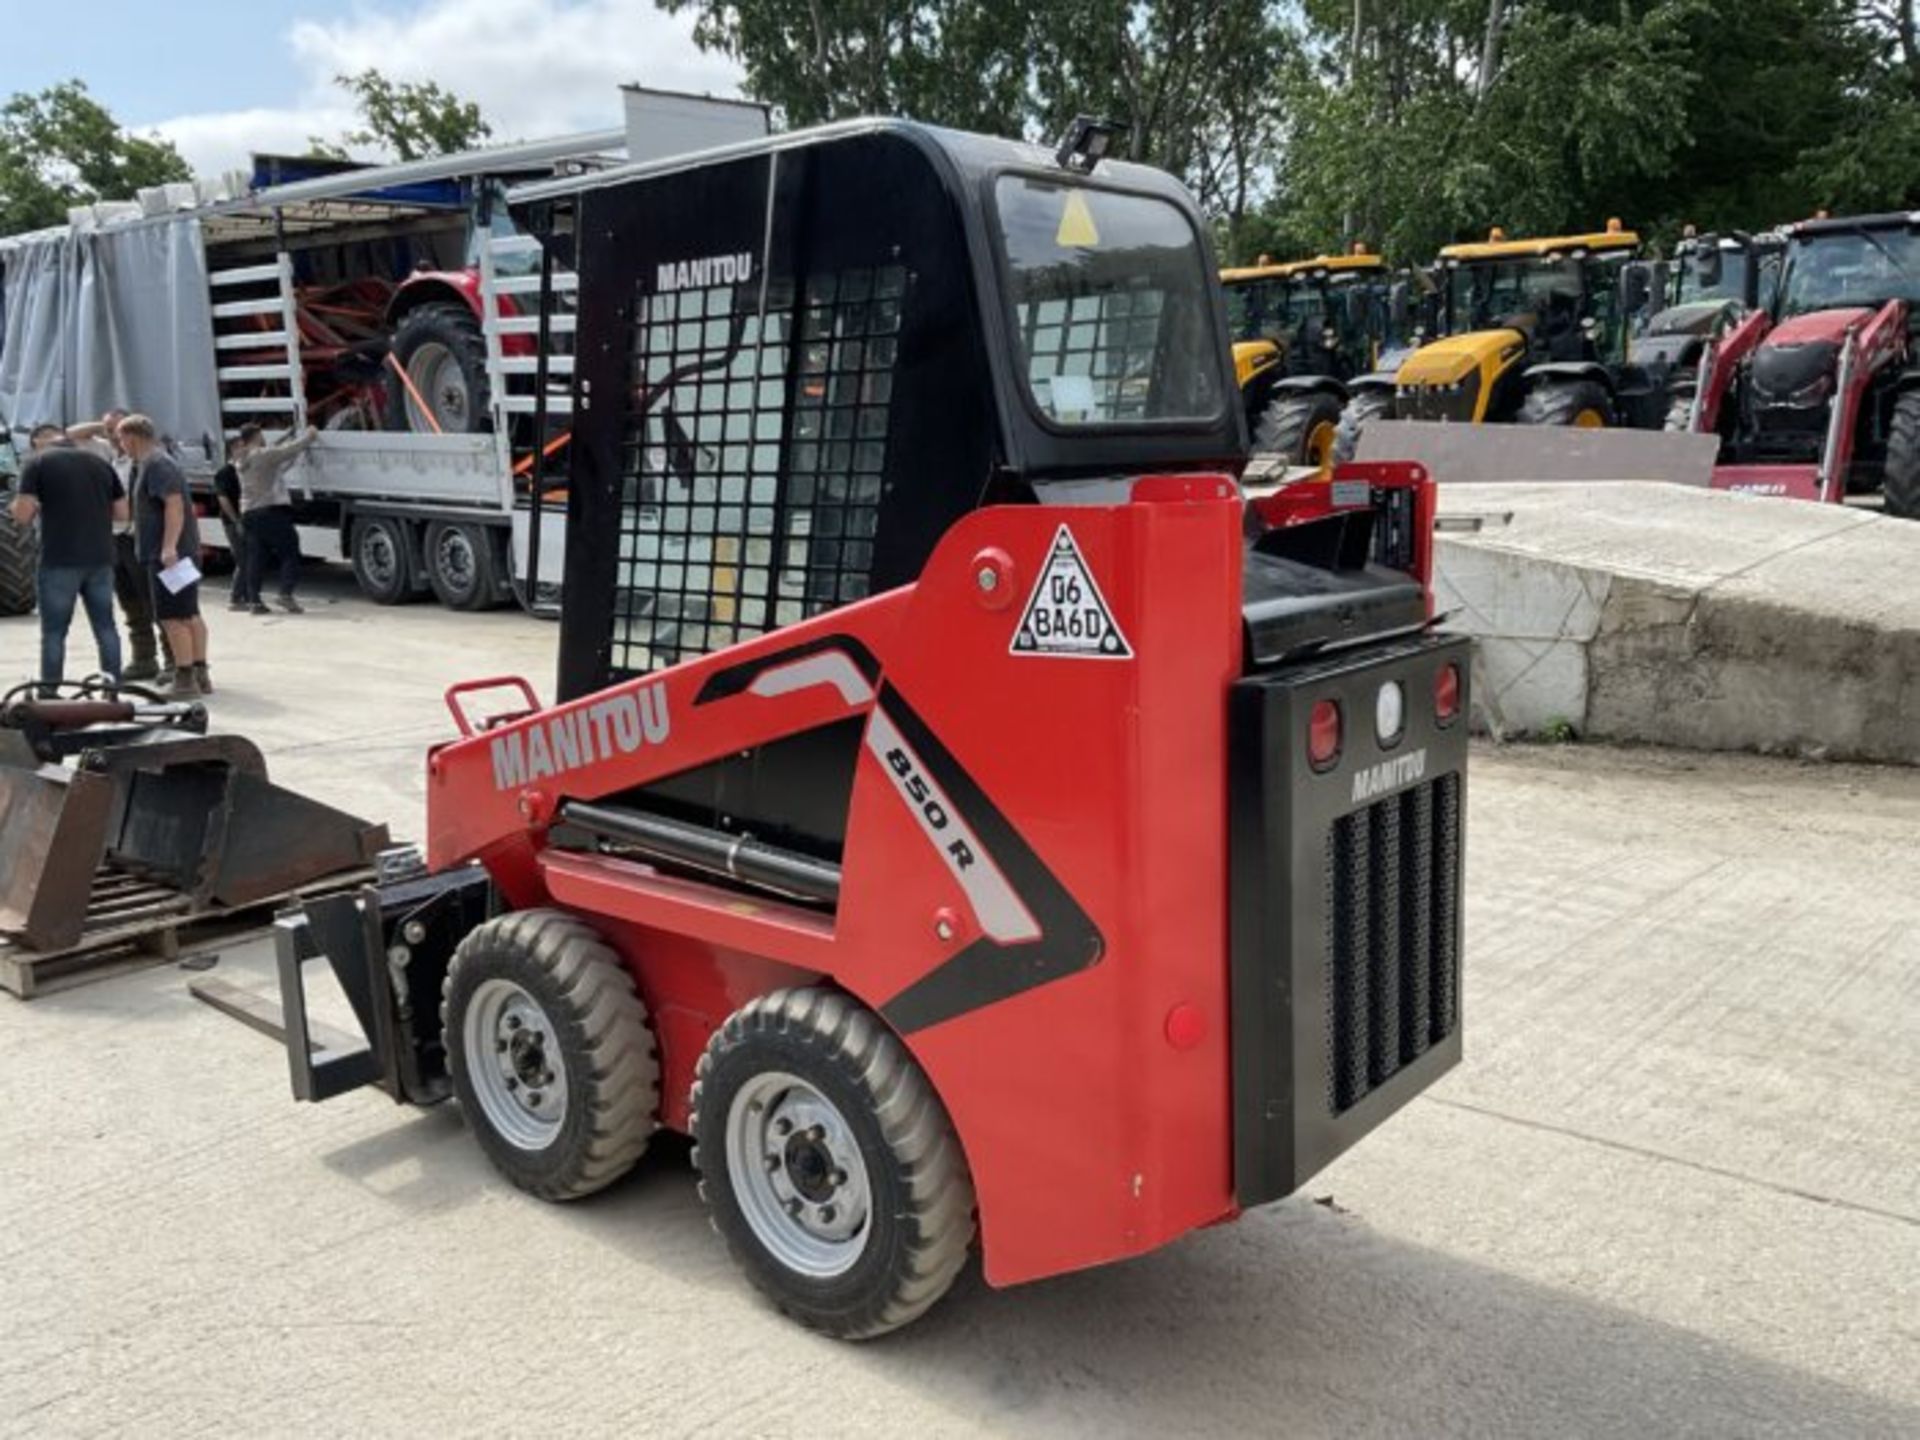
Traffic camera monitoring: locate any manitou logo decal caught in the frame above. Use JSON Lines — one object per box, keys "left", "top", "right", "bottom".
{"left": 490, "top": 686, "right": 671, "bottom": 789}
{"left": 1351, "top": 748, "right": 1428, "bottom": 804}
{"left": 656, "top": 252, "right": 754, "bottom": 292}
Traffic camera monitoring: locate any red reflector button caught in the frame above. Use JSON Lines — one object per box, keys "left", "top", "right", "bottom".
{"left": 1435, "top": 663, "right": 1462, "bottom": 724}
{"left": 1308, "top": 698, "right": 1342, "bottom": 770}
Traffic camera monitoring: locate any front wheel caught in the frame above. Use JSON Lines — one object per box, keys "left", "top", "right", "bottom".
{"left": 1253, "top": 389, "right": 1345, "bottom": 471}
{"left": 1882, "top": 387, "right": 1920, "bottom": 519}
{"left": 691, "top": 988, "right": 976, "bottom": 1339}
{"left": 443, "top": 910, "right": 659, "bottom": 1201}
{"left": 1519, "top": 378, "right": 1612, "bottom": 428}
{"left": 1332, "top": 388, "right": 1396, "bottom": 465}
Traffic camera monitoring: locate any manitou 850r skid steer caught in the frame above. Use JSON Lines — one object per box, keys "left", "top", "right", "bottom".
{"left": 265, "top": 118, "right": 1469, "bottom": 1338}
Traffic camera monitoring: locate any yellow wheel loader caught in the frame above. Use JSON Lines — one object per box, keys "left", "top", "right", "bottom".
{"left": 1333, "top": 223, "right": 1663, "bottom": 461}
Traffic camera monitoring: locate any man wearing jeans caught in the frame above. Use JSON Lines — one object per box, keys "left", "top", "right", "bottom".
{"left": 9, "top": 428, "right": 127, "bottom": 687}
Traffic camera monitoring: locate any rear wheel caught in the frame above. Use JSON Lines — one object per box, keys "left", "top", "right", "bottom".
{"left": 1332, "top": 388, "right": 1395, "bottom": 465}
{"left": 349, "top": 514, "right": 419, "bottom": 605}
{"left": 387, "top": 301, "right": 491, "bottom": 434}
{"left": 1253, "top": 389, "right": 1345, "bottom": 470}
{"left": 424, "top": 521, "right": 504, "bottom": 610}
{"left": 691, "top": 988, "right": 976, "bottom": 1339}
{"left": 0, "top": 504, "right": 38, "bottom": 616}
{"left": 1519, "top": 378, "right": 1612, "bottom": 429}
{"left": 443, "top": 910, "right": 659, "bottom": 1201}
{"left": 1882, "top": 388, "right": 1920, "bottom": 519}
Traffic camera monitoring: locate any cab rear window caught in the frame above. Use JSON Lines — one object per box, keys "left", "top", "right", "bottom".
{"left": 993, "top": 176, "right": 1224, "bottom": 427}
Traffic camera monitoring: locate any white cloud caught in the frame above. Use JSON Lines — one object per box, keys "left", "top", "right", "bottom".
{"left": 150, "top": 0, "right": 743, "bottom": 176}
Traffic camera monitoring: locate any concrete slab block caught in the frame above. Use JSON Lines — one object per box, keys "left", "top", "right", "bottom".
{"left": 1432, "top": 482, "right": 1920, "bottom": 763}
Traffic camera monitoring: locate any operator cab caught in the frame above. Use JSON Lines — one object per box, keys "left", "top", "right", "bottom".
{"left": 510, "top": 119, "right": 1246, "bottom": 699}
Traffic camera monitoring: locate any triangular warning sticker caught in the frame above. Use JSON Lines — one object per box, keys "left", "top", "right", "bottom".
{"left": 1056, "top": 189, "right": 1100, "bottom": 248}
{"left": 1010, "top": 525, "right": 1133, "bottom": 660}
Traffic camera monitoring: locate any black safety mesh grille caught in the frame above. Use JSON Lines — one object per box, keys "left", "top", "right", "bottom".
{"left": 1326, "top": 772, "right": 1461, "bottom": 1114}
{"left": 613, "top": 265, "right": 905, "bottom": 674}
{"left": 1016, "top": 292, "right": 1166, "bottom": 423}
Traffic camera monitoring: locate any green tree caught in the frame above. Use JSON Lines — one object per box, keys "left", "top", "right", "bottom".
{"left": 311, "top": 70, "right": 493, "bottom": 161}
{"left": 0, "top": 81, "right": 190, "bottom": 236}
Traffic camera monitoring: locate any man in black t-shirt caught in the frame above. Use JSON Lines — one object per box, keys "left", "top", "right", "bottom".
{"left": 212, "top": 456, "right": 255, "bottom": 608}
{"left": 118, "top": 413, "right": 210, "bottom": 699}
{"left": 9, "top": 429, "right": 127, "bottom": 685}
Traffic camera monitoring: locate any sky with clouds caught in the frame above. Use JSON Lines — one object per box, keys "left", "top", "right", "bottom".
{"left": 9, "top": 0, "right": 748, "bottom": 176}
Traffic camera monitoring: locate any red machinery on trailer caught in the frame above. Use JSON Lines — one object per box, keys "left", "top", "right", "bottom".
{"left": 263, "top": 119, "right": 1469, "bottom": 1338}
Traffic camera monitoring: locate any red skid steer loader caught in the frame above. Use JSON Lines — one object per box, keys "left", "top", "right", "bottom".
{"left": 260, "top": 119, "right": 1470, "bottom": 1337}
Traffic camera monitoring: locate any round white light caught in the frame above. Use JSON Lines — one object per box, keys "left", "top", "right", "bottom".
{"left": 1376, "top": 680, "right": 1406, "bottom": 745}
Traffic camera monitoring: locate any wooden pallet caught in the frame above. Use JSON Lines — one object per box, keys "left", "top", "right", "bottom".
{"left": 0, "top": 866, "right": 375, "bottom": 1000}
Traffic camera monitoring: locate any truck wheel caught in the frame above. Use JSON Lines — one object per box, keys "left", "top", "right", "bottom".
{"left": 388, "top": 301, "right": 491, "bottom": 434}
{"left": 1332, "top": 388, "right": 1395, "bottom": 465}
{"left": 1519, "top": 378, "right": 1611, "bottom": 428}
{"left": 1882, "top": 388, "right": 1920, "bottom": 519}
{"left": 443, "top": 910, "right": 659, "bottom": 1201}
{"left": 691, "top": 988, "right": 976, "bottom": 1339}
{"left": 349, "top": 515, "right": 420, "bottom": 605}
{"left": 1253, "top": 389, "right": 1344, "bottom": 470}
{"left": 424, "top": 521, "right": 504, "bottom": 610}
{"left": 0, "top": 505, "right": 37, "bottom": 616}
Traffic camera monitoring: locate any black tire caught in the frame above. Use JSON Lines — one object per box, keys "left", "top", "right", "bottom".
{"left": 0, "top": 503, "right": 37, "bottom": 616}
{"left": 1882, "top": 388, "right": 1920, "bottom": 519}
{"left": 691, "top": 988, "right": 976, "bottom": 1340}
{"left": 1332, "top": 388, "right": 1396, "bottom": 465}
{"left": 1519, "top": 378, "right": 1612, "bottom": 428}
{"left": 387, "top": 301, "right": 491, "bottom": 434}
{"left": 424, "top": 521, "right": 505, "bottom": 610}
{"left": 1252, "top": 388, "right": 1345, "bottom": 469}
{"left": 349, "top": 514, "right": 420, "bottom": 605}
{"left": 443, "top": 909, "right": 659, "bottom": 1201}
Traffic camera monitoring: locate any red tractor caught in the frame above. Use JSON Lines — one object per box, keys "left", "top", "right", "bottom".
{"left": 1701, "top": 212, "right": 1920, "bottom": 513}
{"left": 264, "top": 119, "right": 1469, "bottom": 1337}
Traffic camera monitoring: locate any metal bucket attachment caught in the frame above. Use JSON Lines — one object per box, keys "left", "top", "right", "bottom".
{"left": 0, "top": 763, "right": 115, "bottom": 951}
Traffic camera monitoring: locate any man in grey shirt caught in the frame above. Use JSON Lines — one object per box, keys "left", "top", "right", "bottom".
{"left": 233, "top": 423, "right": 317, "bottom": 614}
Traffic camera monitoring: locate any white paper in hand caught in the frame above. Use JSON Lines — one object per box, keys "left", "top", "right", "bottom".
{"left": 157, "top": 557, "right": 201, "bottom": 594}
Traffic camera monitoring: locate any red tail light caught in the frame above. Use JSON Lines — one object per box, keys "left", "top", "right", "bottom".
{"left": 1308, "top": 699, "right": 1342, "bottom": 770}
{"left": 1434, "top": 663, "right": 1461, "bottom": 724}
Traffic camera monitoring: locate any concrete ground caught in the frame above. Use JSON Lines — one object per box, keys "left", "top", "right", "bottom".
{"left": 1, "top": 569, "right": 1917, "bottom": 1437}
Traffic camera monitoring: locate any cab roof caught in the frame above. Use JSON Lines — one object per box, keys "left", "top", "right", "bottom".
{"left": 1439, "top": 229, "right": 1640, "bottom": 263}
{"left": 1220, "top": 252, "right": 1386, "bottom": 283}
{"left": 1789, "top": 211, "right": 1920, "bottom": 239}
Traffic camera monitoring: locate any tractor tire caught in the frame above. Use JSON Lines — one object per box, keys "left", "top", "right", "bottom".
{"left": 424, "top": 520, "right": 505, "bottom": 611}
{"left": 0, "top": 504, "right": 37, "bottom": 616}
{"left": 387, "top": 301, "right": 491, "bottom": 435}
{"left": 1253, "top": 389, "right": 1344, "bottom": 470}
{"left": 691, "top": 987, "right": 977, "bottom": 1340}
{"left": 349, "top": 514, "right": 420, "bottom": 605}
{"left": 443, "top": 909, "right": 659, "bottom": 1202}
{"left": 1331, "top": 389, "right": 1395, "bottom": 466}
{"left": 1883, "top": 389, "right": 1920, "bottom": 519}
{"left": 1519, "top": 378, "right": 1612, "bottom": 429}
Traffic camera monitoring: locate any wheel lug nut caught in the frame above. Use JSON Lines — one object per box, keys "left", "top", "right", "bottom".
{"left": 785, "top": 1199, "right": 802, "bottom": 1217}
{"left": 809, "top": 1125, "right": 826, "bottom": 1142}
{"left": 505, "top": 1077, "right": 518, "bottom": 1091}
{"left": 829, "top": 1169, "right": 847, "bottom": 1187}
{"left": 819, "top": 1204, "right": 836, "bottom": 1224}
{"left": 506, "top": 1016, "right": 522, "bottom": 1031}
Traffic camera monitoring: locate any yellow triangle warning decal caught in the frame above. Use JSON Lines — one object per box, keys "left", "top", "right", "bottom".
{"left": 1056, "top": 189, "right": 1100, "bottom": 248}
{"left": 1010, "top": 525, "right": 1132, "bottom": 660}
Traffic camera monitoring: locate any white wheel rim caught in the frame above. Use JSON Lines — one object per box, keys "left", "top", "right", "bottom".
{"left": 725, "top": 1071, "right": 873, "bottom": 1278}
{"left": 407, "top": 341, "right": 469, "bottom": 429}
{"left": 463, "top": 978, "right": 568, "bottom": 1149}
